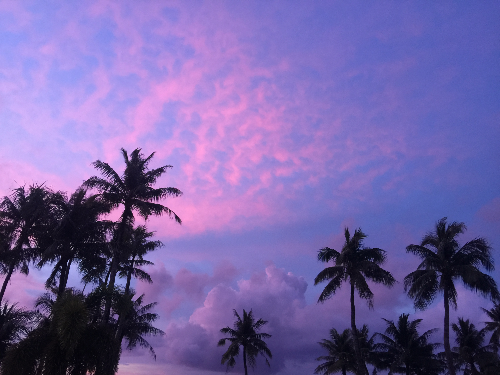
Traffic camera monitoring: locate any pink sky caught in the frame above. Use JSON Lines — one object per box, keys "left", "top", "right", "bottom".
{"left": 0, "top": 1, "right": 499, "bottom": 374}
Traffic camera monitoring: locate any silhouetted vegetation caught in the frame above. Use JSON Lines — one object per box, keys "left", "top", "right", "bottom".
{"left": 0, "top": 148, "right": 180, "bottom": 374}
{"left": 218, "top": 309, "right": 272, "bottom": 375}
{"left": 0, "top": 149, "right": 499, "bottom": 375}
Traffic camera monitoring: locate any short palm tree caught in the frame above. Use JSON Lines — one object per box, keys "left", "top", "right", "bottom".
{"left": 83, "top": 148, "right": 182, "bottom": 324}
{"left": 404, "top": 218, "right": 499, "bottom": 375}
{"left": 0, "top": 302, "right": 37, "bottom": 360}
{"left": 315, "top": 328, "right": 356, "bottom": 375}
{"left": 451, "top": 317, "right": 499, "bottom": 375}
{"left": 118, "top": 225, "right": 161, "bottom": 296}
{"left": 481, "top": 303, "right": 500, "bottom": 346}
{"left": 218, "top": 309, "right": 272, "bottom": 375}
{"left": 374, "top": 314, "right": 443, "bottom": 375}
{"left": 314, "top": 227, "right": 396, "bottom": 375}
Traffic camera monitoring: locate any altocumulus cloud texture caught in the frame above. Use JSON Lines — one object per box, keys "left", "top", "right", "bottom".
{"left": 0, "top": 1, "right": 499, "bottom": 374}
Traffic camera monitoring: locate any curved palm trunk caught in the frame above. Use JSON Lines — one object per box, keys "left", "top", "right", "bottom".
{"left": 0, "top": 263, "right": 14, "bottom": 304}
{"left": 350, "top": 281, "right": 367, "bottom": 375}
{"left": 243, "top": 345, "right": 248, "bottom": 375}
{"left": 443, "top": 288, "right": 456, "bottom": 375}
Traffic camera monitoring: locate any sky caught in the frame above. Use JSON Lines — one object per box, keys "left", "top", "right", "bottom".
{"left": 0, "top": 1, "right": 499, "bottom": 374}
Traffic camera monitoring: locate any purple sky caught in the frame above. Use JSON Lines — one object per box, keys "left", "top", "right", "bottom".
{"left": 1, "top": 1, "right": 499, "bottom": 374}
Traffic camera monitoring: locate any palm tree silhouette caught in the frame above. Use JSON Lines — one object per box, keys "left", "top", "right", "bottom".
{"left": 38, "top": 188, "right": 111, "bottom": 298}
{"left": 373, "top": 313, "right": 443, "bottom": 375}
{"left": 315, "top": 227, "right": 396, "bottom": 375}
{"left": 218, "top": 309, "right": 272, "bottom": 375}
{"left": 451, "top": 317, "right": 499, "bottom": 375}
{"left": 481, "top": 303, "right": 500, "bottom": 347}
{"left": 404, "top": 217, "right": 499, "bottom": 375}
{"left": 315, "top": 328, "right": 356, "bottom": 375}
{"left": 0, "top": 185, "right": 54, "bottom": 304}
{"left": 118, "top": 225, "right": 161, "bottom": 296}
{"left": 84, "top": 148, "right": 182, "bottom": 324}
{"left": 0, "top": 302, "right": 37, "bottom": 360}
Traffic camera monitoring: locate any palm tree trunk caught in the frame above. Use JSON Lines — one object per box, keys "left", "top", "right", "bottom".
{"left": 103, "top": 253, "right": 118, "bottom": 324}
{"left": 124, "top": 256, "right": 135, "bottom": 296}
{"left": 350, "top": 281, "right": 367, "bottom": 375}
{"left": 443, "top": 288, "right": 456, "bottom": 375}
{"left": 342, "top": 366, "right": 347, "bottom": 375}
{"left": 58, "top": 256, "right": 73, "bottom": 297}
{"left": 0, "top": 263, "right": 14, "bottom": 304}
{"left": 103, "top": 213, "right": 130, "bottom": 324}
{"left": 243, "top": 345, "right": 248, "bottom": 375}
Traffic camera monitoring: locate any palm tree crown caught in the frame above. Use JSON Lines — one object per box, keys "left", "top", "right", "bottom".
{"left": 218, "top": 309, "right": 272, "bottom": 375}
{"left": 374, "top": 314, "right": 443, "bottom": 375}
{"left": 451, "top": 317, "right": 499, "bottom": 375}
{"left": 481, "top": 303, "right": 500, "bottom": 347}
{"left": 315, "top": 328, "right": 356, "bottom": 375}
{"left": 315, "top": 227, "right": 396, "bottom": 375}
{"left": 404, "top": 217, "right": 499, "bottom": 375}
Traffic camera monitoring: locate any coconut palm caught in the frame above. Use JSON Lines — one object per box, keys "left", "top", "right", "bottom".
{"left": 314, "top": 227, "right": 396, "bottom": 375}
{"left": 38, "top": 188, "right": 112, "bottom": 298}
{"left": 0, "top": 302, "right": 37, "bottom": 360}
{"left": 114, "top": 293, "right": 164, "bottom": 358}
{"left": 0, "top": 185, "right": 55, "bottom": 304}
{"left": 404, "top": 218, "right": 499, "bottom": 375}
{"left": 218, "top": 309, "right": 272, "bottom": 375}
{"left": 373, "top": 314, "right": 443, "bottom": 375}
{"left": 315, "top": 328, "right": 356, "bottom": 375}
{"left": 118, "top": 225, "right": 161, "bottom": 296}
{"left": 83, "top": 147, "right": 182, "bottom": 324}
{"left": 451, "top": 317, "right": 499, "bottom": 375}
{"left": 1, "top": 289, "right": 113, "bottom": 375}
{"left": 481, "top": 303, "right": 500, "bottom": 346}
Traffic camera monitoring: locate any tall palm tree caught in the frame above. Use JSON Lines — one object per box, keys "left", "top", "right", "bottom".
{"left": 315, "top": 328, "right": 356, "bottom": 375}
{"left": 83, "top": 148, "right": 182, "bottom": 323}
{"left": 0, "top": 185, "right": 55, "bottom": 304}
{"left": 218, "top": 309, "right": 272, "bottom": 375}
{"left": 481, "top": 303, "right": 500, "bottom": 346}
{"left": 38, "top": 188, "right": 111, "bottom": 298}
{"left": 373, "top": 314, "right": 443, "bottom": 375}
{"left": 451, "top": 317, "right": 499, "bottom": 375}
{"left": 404, "top": 218, "right": 499, "bottom": 375}
{"left": 314, "top": 227, "right": 396, "bottom": 375}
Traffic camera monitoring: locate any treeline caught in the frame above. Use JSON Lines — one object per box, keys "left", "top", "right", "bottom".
{"left": 214, "top": 224, "right": 500, "bottom": 375}
{"left": 312, "top": 223, "right": 500, "bottom": 375}
{"left": 0, "top": 148, "right": 181, "bottom": 375}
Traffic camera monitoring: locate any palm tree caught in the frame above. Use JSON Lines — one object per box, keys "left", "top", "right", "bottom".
{"left": 1, "top": 289, "right": 113, "bottom": 375}
{"left": 38, "top": 188, "right": 111, "bottom": 298}
{"left": 373, "top": 314, "right": 443, "bottom": 375}
{"left": 314, "top": 227, "right": 396, "bottom": 375}
{"left": 315, "top": 328, "right": 356, "bottom": 375}
{"left": 481, "top": 303, "right": 500, "bottom": 346}
{"left": 118, "top": 225, "right": 161, "bottom": 296}
{"left": 218, "top": 309, "right": 272, "bottom": 375}
{"left": 451, "top": 317, "right": 499, "bottom": 375}
{"left": 0, "top": 185, "right": 55, "bottom": 304}
{"left": 83, "top": 147, "right": 182, "bottom": 324}
{"left": 0, "top": 302, "right": 37, "bottom": 360}
{"left": 404, "top": 218, "right": 499, "bottom": 375}
{"left": 114, "top": 293, "right": 164, "bottom": 359}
